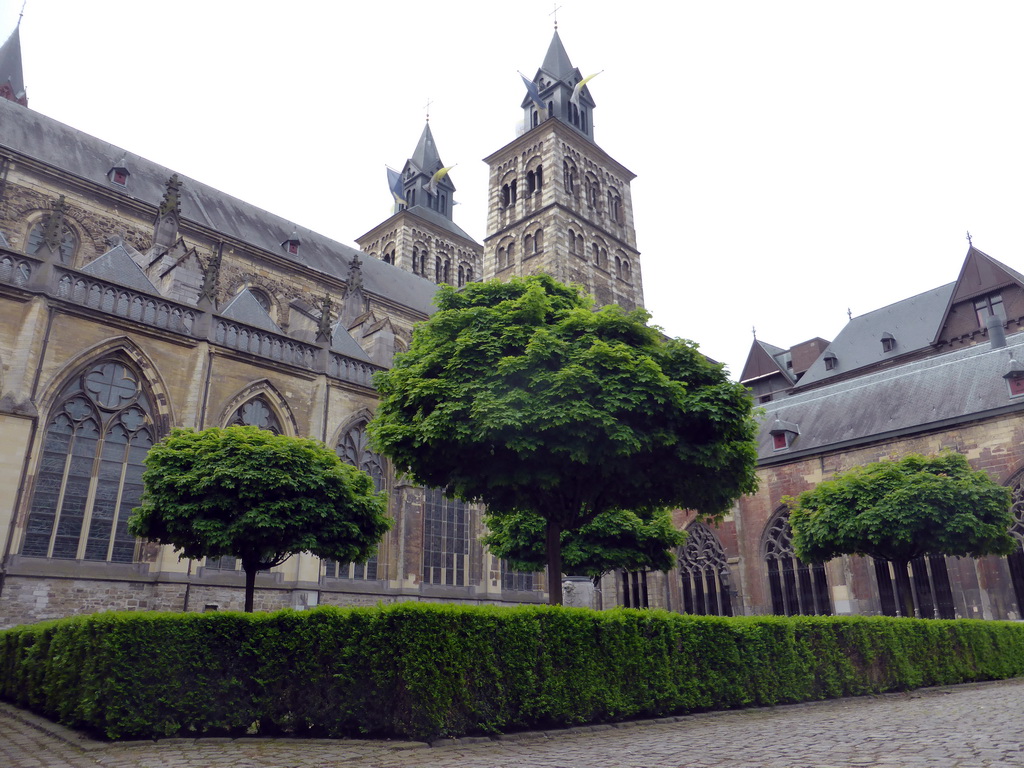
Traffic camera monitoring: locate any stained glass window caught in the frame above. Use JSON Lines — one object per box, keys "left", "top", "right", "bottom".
{"left": 325, "top": 421, "right": 385, "bottom": 580}
{"left": 22, "top": 361, "right": 154, "bottom": 562}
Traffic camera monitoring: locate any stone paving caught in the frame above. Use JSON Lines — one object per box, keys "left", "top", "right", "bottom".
{"left": 2, "top": 677, "right": 1023, "bottom": 768}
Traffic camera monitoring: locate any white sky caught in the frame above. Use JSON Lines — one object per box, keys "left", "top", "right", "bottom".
{"left": 5, "top": 0, "right": 1024, "bottom": 377}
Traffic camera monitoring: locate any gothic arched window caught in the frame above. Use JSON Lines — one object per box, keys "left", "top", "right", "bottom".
{"left": 27, "top": 218, "right": 78, "bottom": 263}
{"left": 326, "top": 421, "right": 387, "bottom": 581}
{"left": 1005, "top": 474, "right": 1024, "bottom": 612}
{"left": 423, "top": 488, "right": 471, "bottom": 586}
{"left": 872, "top": 555, "right": 955, "bottom": 619}
{"left": 679, "top": 523, "right": 734, "bottom": 616}
{"left": 228, "top": 397, "right": 281, "bottom": 434}
{"left": 763, "top": 510, "right": 831, "bottom": 616}
{"left": 22, "top": 360, "right": 156, "bottom": 562}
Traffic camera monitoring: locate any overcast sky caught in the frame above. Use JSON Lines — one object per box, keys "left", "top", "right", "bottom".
{"left": 5, "top": 1, "right": 1024, "bottom": 377}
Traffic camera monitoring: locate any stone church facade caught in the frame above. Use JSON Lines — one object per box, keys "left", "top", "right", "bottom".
{"left": 2, "top": 21, "right": 1023, "bottom": 629}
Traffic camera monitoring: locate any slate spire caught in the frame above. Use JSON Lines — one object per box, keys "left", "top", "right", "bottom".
{"left": 522, "top": 29, "right": 597, "bottom": 141}
{"left": 398, "top": 122, "right": 456, "bottom": 220}
{"left": 0, "top": 23, "right": 28, "bottom": 107}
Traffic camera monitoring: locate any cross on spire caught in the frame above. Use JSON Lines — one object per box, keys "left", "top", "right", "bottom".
{"left": 966, "top": 230, "right": 973, "bottom": 247}
{"left": 423, "top": 97, "right": 433, "bottom": 122}
{"left": 550, "top": 2, "right": 562, "bottom": 29}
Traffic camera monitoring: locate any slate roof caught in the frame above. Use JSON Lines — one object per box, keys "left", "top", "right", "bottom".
{"left": 0, "top": 231, "right": 9, "bottom": 248}
{"left": 330, "top": 320, "right": 373, "bottom": 363}
{"left": 410, "top": 123, "right": 443, "bottom": 176}
{"left": 220, "top": 290, "right": 282, "bottom": 333}
{"left": 0, "top": 98, "right": 438, "bottom": 316}
{"left": 79, "top": 244, "right": 159, "bottom": 294}
{"left": 796, "top": 283, "right": 955, "bottom": 388}
{"left": 758, "top": 330, "right": 1024, "bottom": 462}
{"left": 541, "top": 30, "right": 574, "bottom": 80}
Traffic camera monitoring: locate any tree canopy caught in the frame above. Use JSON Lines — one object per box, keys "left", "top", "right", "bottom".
{"left": 129, "top": 426, "right": 391, "bottom": 611}
{"left": 787, "top": 452, "right": 1015, "bottom": 617}
{"left": 369, "top": 275, "right": 758, "bottom": 603}
{"left": 482, "top": 507, "right": 687, "bottom": 585}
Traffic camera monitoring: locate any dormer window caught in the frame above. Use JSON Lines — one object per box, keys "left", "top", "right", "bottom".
{"left": 881, "top": 333, "right": 896, "bottom": 353}
{"left": 824, "top": 353, "right": 838, "bottom": 371}
{"left": 108, "top": 167, "right": 129, "bottom": 187}
{"left": 282, "top": 230, "right": 300, "bottom": 256}
{"left": 769, "top": 418, "right": 799, "bottom": 451}
{"left": 1004, "top": 359, "right": 1024, "bottom": 397}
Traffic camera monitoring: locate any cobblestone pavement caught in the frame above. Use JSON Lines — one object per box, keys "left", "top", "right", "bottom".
{"left": 2, "top": 678, "right": 1023, "bottom": 768}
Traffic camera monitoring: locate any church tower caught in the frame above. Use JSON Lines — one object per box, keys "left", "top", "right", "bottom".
{"left": 356, "top": 123, "right": 483, "bottom": 288}
{"left": 482, "top": 30, "right": 642, "bottom": 310}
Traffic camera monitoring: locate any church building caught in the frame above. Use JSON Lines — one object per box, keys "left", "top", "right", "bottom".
{"left": 2, "top": 18, "right": 1023, "bottom": 628}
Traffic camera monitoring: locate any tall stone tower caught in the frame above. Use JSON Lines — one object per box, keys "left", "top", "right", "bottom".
{"left": 357, "top": 123, "right": 482, "bottom": 288}
{"left": 482, "top": 30, "right": 643, "bottom": 310}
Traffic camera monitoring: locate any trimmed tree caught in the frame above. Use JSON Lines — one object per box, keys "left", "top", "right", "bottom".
{"left": 787, "top": 452, "right": 1015, "bottom": 618}
{"left": 482, "top": 507, "right": 687, "bottom": 586}
{"left": 129, "top": 425, "right": 391, "bottom": 612}
{"left": 369, "top": 275, "right": 758, "bottom": 604}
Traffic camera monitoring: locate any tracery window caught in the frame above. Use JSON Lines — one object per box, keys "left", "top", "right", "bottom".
{"left": 423, "top": 488, "right": 470, "bottom": 586}
{"left": 325, "top": 421, "right": 386, "bottom": 580}
{"left": 1005, "top": 474, "right": 1024, "bottom": 612}
{"left": 678, "top": 523, "right": 734, "bottom": 616}
{"left": 27, "top": 218, "right": 77, "bottom": 263}
{"left": 228, "top": 397, "right": 281, "bottom": 434}
{"left": 763, "top": 510, "right": 831, "bottom": 616}
{"left": 873, "top": 555, "right": 955, "bottom": 619}
{"left": 500, "top": 560, "right": 535, "bottom": 591}
{"left": 22, "top": 360, "right": 156, "bottom": 562}
{"left": 622, "top": 570, "right": 649, "bottom": 608}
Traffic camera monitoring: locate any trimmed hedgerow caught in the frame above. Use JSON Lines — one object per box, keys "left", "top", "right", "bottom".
{"left": 2, "top": 603, "right": 1024, "bottom": 741}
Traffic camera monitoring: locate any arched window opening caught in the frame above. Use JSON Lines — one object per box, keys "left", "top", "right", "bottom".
{"left": 615, "top": 255, "right": 622, "bottom": 278}
{"left": 763, "top": 510, "right": 831, "bottom": 616}
{"left": 501, "top": 184, "right": 510, "bottom": 208}
{"left": 622, "top": 571, "right": 649, "bottom": 608}
{"left": 524, "top": 234, "right": 533, "bottom": 256}
{"left": 21, "top": 360, "right": 156, "bottom": 563}
{"left": 535, "top": 229, "right": 543, "bottom": 253}
{"left": 27, "top": 218, "right": 78, "bottom": 263}
{"left": 568, "top": 229, "right": 577, "bottom": 255}
{"left": 458, "top": 264, "right": 465, "bottom": 287}
{"left": 325, "top": 421, "right": 386, "bottom": 581}
{"left": 526, "top": 170, "right": 536, "bottom": 195}
{"left": 532, "top": 110, "right": 539, "bottom": 128}
{"left": 872, "top": 555, "right": 955, "bottom": 619}
{"left": 435, "top": 256, "right": 442, "bottom": 283}
{"left": 439, "top": 194, "right": 447, "bottom": 215}
{"left": 581, "top": 108, "right": 588, "bottom": 132}
{"left": 679, "top": 524, "right": 734, "bottom": 616}
{"left": 600, "top": 247, "right": 608, "bottom": 269}
{"left": 383, "top": 249, "right": 395, "bottom": 265}
{"left": 1004, "top": 474, "right": 1024, "bottom": 612}
{"left": 497, "top": 246, "right": 507, "bottom": 270}
{"left": 412, "top": 247, "right": 419, "bottom": 275}
{"left": 576, "top": 234, "right": 585, "bottom": 255}
{"left": 229, "top": 396, "right": 282, "bottom": 434}
{"left": 443, "top": 258, "right": 451, "bottom": 284}
{"left": 423, "top": 488, "right": 471, "bottom": 586}
{"left": 249, "top": 289, "right": 272, "bottom": 313}
{"left": 510, "top": 179, "right": 517, "bottom": 205}
{"left": 592, "top": 243, "right": 600, "bottom": 265}
{"left": 465, "top": 267, "right": 473, "bottom": 283}
{"left": 621, "top": 258, "right": 632, "bottom": 283}
{"left": 407, "top": 189, "right": 416, "bottom": 207}
{"left": 536, "top": 165, "right": 543, "bottom": 189}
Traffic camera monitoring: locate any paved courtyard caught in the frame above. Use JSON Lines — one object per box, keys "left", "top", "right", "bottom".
{"left": 2, "top": 677, "right": 1022, "bottom": 768}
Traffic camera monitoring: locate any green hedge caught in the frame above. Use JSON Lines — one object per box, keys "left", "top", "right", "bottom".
{"left": 2, "top": 603, "right": 1024, "bottom": 741}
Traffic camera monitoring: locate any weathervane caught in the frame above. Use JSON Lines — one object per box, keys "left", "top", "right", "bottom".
{"left": 550, "top": 3, "right": 562, "bottom": 29}
{"left": 752, "top": 325, "right": 757, "bottom": 340}
{"left": 847, "top": 307, "right": 852, "bottom": 321}
{"left": 966, "top": 230, "right": 973, "bottom": 247}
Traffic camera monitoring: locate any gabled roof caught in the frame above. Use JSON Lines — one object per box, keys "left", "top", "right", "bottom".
{"left": 932, "top": 245, "right": 1024, "bottom": 344}
{"left": 796, "top": 282, "right": 955, "bottom": 388}
{"left": 220, "top": 289, "right": 281, "bottom": 333}
{"left": 758, "top": 330, "right": 1024, "bottom": 461}
{"left": 330, "top": 320, "right": 373, "bottom": 363}
{"left": 79, "top": 244, "right": 159, "bottom": 294}
{"left": 0, "top": 25, "right": 27, "bottom": 106}
{"left": 740, "top": 340, "right": 792, "bottom": 384}
{"left": 0, "top": 97, "right": 437, "bottom": 316}
{"left": 540, "top": 30, "right": 574, "bottom": 81}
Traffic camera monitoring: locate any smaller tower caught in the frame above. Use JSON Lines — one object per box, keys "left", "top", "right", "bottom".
{"left": 357, "top": 123, "right": 482, "bottom": 288}
{"left": 0, "top": 23, "right": 28, "bottom": 106}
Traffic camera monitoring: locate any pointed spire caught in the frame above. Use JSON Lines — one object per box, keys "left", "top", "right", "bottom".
{"left": 153, "top": 174, "right": 183, "bottom": 249}
{"left": 540, "top": 30, "right": 574, "bottom": 81}
{"left": 316, "top": 294, "right": 333, "bottom": 344}
{"left": 0, "top": 23, "right": 28, "bottom": 107}
{"left": 410, "top": 122, "right": 442, "bottom": 174}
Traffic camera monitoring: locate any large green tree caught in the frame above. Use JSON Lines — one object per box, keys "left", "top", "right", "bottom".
{"left": 129, "top": 426, "right": 391, "bottom": 612}
{"left": 787, "top": 452, "right": 1015, "bottom": 618}
{"left": 482, "top": 507, "right": 687, "bottom": 585}
{"left": 369, "top": 275, "right": 758, "bottom": 604}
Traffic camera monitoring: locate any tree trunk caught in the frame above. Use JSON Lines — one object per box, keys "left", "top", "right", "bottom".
{"left": 892, "top": 559, "right": 916, "bottom": 618}
{"left": 243, "top": 564, "right": 257, "bottom": 613}
{"left": 545, "top": 520, "right": 563, "bottom": 606}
